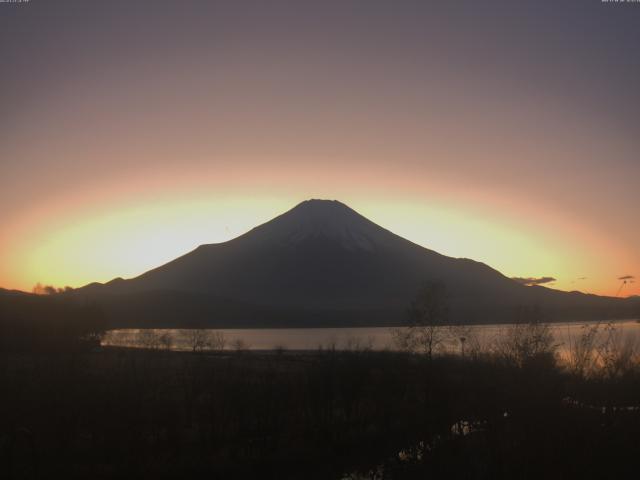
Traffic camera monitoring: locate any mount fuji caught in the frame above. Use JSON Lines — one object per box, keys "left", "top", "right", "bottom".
{"left": 77, "top": 199, "right": 635, "bottom": 327}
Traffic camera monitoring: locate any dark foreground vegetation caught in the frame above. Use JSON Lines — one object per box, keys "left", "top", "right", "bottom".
{"left": 1, "top": 345, "right": 640, "bottom": 479}
{"left": 2, "top": 290, "right": 640, "bottom": 479}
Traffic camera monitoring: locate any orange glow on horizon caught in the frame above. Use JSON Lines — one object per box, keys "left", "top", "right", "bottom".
{"left": 1, "top": 166, "right": 637, "bottom": 298}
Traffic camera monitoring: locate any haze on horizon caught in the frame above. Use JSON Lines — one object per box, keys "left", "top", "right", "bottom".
{"left": 1, "top": 0, "right": 638, "bottom": 297}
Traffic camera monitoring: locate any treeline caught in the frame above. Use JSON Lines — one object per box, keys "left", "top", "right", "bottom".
{"left": 0, "top": 291, "right": 106, "bottom": 353}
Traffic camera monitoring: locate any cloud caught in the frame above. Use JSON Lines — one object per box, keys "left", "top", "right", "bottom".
{"left": 511, "top": 276, "right": 557, "bottom": 287}
{"left": 618, "top": 275, "right": 635, "bottom": 281}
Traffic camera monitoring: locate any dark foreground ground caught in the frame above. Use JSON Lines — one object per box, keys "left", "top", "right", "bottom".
{"left": 2, "top": 347, "right": 640, "bottom": 480}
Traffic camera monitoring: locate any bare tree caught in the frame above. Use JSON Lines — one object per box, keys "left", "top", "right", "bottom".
{"left": 210, "top": 331, "right": 226, "bottom": 351}
{"left": 159, "top": 331, "right": 173, "bottom": 351}
{"left": 184, "top": 329, "right": 210, "bottom": 353}
{"left": 182, "top": 329, "right": 226, "bottom": 353}
{"left": 392, "top": 282, "right": 449, "bottom": 359}
{"left": 231, "top": 338, "right": 249, "bottom": 353}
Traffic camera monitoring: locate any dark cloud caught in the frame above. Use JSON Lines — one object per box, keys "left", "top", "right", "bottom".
{"left": 618, "top": 275, "right": 635, "bottom": 281}
{"left": 511, "top": 277, "right": 557, "bottom": 287}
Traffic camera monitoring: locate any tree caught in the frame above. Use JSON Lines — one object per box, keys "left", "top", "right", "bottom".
{"left": 230, "top": 338, "right": 249, "bottom": 353}
{"left": 32, "top": 283, "right": 73, "bottom": 295}
{"left": 392, "top": 281, "right": 449, "bottom": 359}
{"left": 210, "top": 331, "right": 226, "bottom": 351}
{"left": 159, "top": 331, "right": 173, "bottom": 351}
{"left": 183, "top": 329, "right": 226, "bottom": 353}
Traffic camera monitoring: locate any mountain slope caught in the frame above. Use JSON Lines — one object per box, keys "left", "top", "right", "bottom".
{"left": 77, "top": 200, "right": 635, "bottom": 327}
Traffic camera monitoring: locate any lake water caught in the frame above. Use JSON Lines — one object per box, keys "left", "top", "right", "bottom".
{"left": 103, "top": 319, "right": 640, "bottom": 356}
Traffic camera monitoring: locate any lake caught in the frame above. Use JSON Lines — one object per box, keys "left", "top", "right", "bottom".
{"left": 103, "top": 319, "right": 640, "bottom": 357}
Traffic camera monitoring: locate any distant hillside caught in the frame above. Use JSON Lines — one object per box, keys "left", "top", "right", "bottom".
{"left": 0, "top": 289, "right": 106, "bottom": 352}
{"left": 0, "top": 287, "right": 32, "bottom": 296}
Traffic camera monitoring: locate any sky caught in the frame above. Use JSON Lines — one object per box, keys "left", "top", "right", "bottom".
{"left": 0, "top": 0, "right": 638, "bottom": 297}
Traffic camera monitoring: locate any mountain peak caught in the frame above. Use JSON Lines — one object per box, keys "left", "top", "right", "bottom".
{"left": 247, "top": 199, "right": 395, "bottom": 252}
{"left": 288, "top": 198, "right": 356, "bottom": 216}
{"left": 298, "top": 198, "right": 345, "bottom": 204}
{"left": 291, "top": 198, "right": 350, "bottom": 211}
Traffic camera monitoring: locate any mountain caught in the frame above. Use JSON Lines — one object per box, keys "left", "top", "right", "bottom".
{"left": 0, "top": 288, "right": 32, "bottom": 297}
{"left": 76, "top": 199, "right": 636, "bottom": 327}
